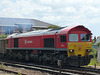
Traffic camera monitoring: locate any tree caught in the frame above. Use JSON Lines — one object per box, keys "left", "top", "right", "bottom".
{"left": 91, "top": 48, "right": 97, "bottom": 58}
{"left": 0, "top": 34, "right": 8, "bottom": 38}
{"left": 93, "top": 36, "right": 96, "bottom": 43}
{"left": 48, "top": 25, "right": 60, "bottom": 28}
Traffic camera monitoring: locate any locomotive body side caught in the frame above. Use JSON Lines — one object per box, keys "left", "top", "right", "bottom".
{"left": 4, "top": 25, "right": 93, "bottom": 67}
{"left": 6, "top": 31, "right": 68, "bottom": 50}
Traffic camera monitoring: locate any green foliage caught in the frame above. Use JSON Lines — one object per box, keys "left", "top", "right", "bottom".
{"left": 97, "top": 42, "right": 100, "bottom": 47}
{"left": 36, "top": 29, "right": 40, "bottom": 30}
{"left": 92, "top": 40, "right": 94, "bottom": 45}
{"left": 17, "top": 73, "right": 22, "bottom": 75}
{"left": 0, "top": 34, "right": 8, "bottom": 38}
{"left": 93, "top": 36, "right": 96, "bottom": 43}
{"left": 91, "top": 48, "right": 97, "bottom": 58}
{"left": 48, "top": 25, "right": 60, "bottom": 28}
{"left": 0, "top": 63, "right": 5, "bottom": 69}
{"left": 89, "top": 58, "right": 98, "bottom": 65}
{"left": 89, "top": 58, "right": 100, "bottom": 66}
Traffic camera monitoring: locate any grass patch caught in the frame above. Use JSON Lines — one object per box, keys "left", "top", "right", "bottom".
{"left": 89, "top": 58, "right": 100, "bottom": 66}
{"left": 17, "top": 73, "right": 22, "bottom": 75}
{"left": 0, "top": 63, "right": 5, "bottom": 69}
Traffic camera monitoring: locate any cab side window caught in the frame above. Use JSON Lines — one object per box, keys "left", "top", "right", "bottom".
{"left": 60, "top": 35, "right": 66, "bottom": 42}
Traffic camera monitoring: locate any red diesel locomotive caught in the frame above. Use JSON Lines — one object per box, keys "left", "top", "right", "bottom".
{"left": 1, "top": 25, "right": 93, "bottom": 66}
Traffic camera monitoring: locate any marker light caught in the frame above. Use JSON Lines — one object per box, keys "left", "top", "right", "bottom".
{"left": 86, "top": 49, "right": 91, "bottom": 52}
{"left": 69, "top": 49, "right": 74, "bottom": 53}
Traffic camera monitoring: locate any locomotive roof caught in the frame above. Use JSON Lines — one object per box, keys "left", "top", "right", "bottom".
{"left": 6, "top": 25, "right": 91, "bottom": 39}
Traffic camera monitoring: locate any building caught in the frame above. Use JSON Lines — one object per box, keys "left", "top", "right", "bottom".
{"left": 0, "top": 25, "right": 18, "bottom": 35}
{"left": 0, "top": 17, "right": 53, "bottom": 35}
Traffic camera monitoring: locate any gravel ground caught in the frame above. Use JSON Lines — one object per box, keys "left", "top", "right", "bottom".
{"left": 0, "top": 71, "right": 15, "bottom": 75}
{"left": 0, "top": 64, "right": 51, "bottom": 75}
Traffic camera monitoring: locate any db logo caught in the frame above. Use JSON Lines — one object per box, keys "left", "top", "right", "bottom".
{"left": 24, "top": 40, "right": 32, "bottom": 44}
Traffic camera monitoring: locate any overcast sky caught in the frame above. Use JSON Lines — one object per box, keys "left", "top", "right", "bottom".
{"left": 0, "top": 0, "right": 100, "bottom": 37}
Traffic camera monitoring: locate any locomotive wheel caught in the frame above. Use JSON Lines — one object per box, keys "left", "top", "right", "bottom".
{"left": 6, "top": 53, "right": 13, "bottom": 60}
{"left": 43, "top": 58, "right": 47, "bottom": 65}
{"left": 0, "top": 54, "right": 4, "bottom": 59}
{"left": 68, "top": 59, "right": 79, "bottom": 67}
{"left": 17, "top": 53, "right": 23, "bottom": 61}
{"left": 85, "top": 59, "right": 91, "bottom": 65}
{"left": 10, "top": 53, "right": 16, "bottom": 60}
{"left": 38, "top": 56, "right": 43, "bottom": 64}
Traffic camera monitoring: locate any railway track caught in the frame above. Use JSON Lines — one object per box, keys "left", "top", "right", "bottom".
{"left": 0, "top": 60, "right": 100, "bottom": 75}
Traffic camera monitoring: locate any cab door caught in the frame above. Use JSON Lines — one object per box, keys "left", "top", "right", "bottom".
{"left": 58, "top": 35, "right": 67, "bottom": 48}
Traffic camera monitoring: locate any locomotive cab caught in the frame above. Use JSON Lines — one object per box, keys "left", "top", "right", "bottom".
{"left": 66, "top": 26, "right": 93, "bottom": 66}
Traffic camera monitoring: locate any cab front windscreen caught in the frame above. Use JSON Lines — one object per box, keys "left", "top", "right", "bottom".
{"left": 69, "top": 34, "right": 78, "bottom": 42}
{"left": 69, "top": 34, "right": 90, "bottom": 42}
{"left": 81, "top": 34, "right": 90, "bottom": 41}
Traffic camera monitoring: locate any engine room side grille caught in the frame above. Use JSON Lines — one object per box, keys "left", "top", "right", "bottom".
{"left": 44, "top": 38, "right": 55, "bottom": 48}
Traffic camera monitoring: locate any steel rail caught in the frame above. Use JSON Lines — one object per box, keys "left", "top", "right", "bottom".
{"left": 0, "top": 61, "right": 100, "bottom": 75}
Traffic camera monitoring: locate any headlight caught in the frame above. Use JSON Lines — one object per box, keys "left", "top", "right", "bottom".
{"left": 69, "top": 49, "right": 74, "bottom": 53}
{"left": 86, "top": 49, "right": 91, "bottom": 52}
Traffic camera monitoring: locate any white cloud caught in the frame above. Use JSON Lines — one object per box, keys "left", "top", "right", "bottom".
{"left": 0, "top": 0, "right": 100, "bottom": 36}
